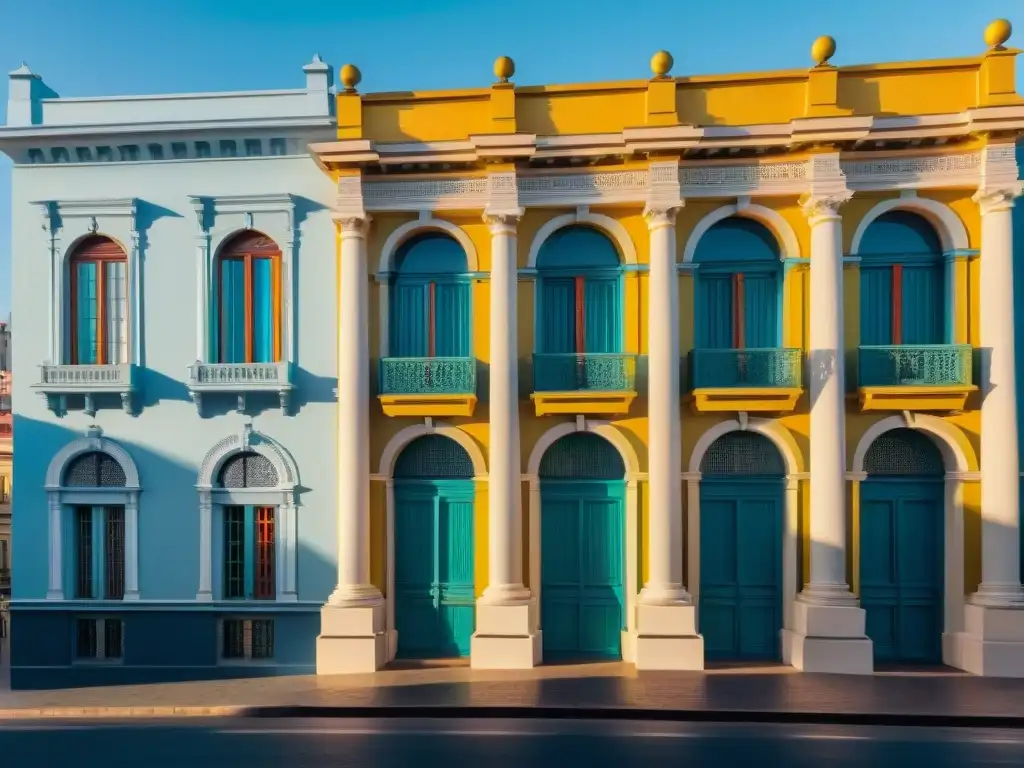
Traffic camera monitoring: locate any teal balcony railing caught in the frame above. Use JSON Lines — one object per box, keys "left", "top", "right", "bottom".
{"left": 690, "top": 348, "right": 803, "bottom": 389}
{"left": 378, "top": 357, "right": 476, "bottom": 395}
{"left": 858, "top": 345, "right": 972, "bottom": 387}
{"left": 533, "top": 353, "right": 637, "bottom": 392}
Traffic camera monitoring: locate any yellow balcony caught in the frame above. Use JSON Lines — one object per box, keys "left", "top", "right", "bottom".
{"left": 857, "top": 345, "right": 975, "bottom": 412}
{"left": 377, "top": 357, "right": 477, "bottom": 417}
{"left": 530, "top": 353, "right": 638, "bottom": 416}
{"left": 688, "top": 348, "right": 803, "bottom": 414}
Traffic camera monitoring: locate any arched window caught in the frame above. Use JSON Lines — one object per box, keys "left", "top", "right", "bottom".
{"left": 217, "top": 450, "right": 280, "bottom": 600}
{"left": 217, "top": 231, "right": 282, "bottom": 364}
{"left": 859, "top": 211, "right": 945, "bottom": 346}
{"left": 535, "top": 226, "right": 622, "bottom": 355}
{"left": 217, "top": 451, "right": 280, "bottom": 488}
{"left": 63, "top": 451, "right": 128, "bottom": 487}
{"left": 69, "top": 236, "right": 128, "bottom": 365}
{"left": 693, "top": 217, "right": 781, "bottom": 350}
{"left": 389, "top": 233, "right": 471, "bottom": 358}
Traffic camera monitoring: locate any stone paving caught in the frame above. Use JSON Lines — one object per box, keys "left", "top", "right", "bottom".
{"left": 1, "top": 661, "right": 1024, "bottom": 720}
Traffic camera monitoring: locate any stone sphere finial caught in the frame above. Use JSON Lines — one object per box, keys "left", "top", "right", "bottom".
{"left": 811, "top": 35, "right": 837, "bottom": 67}
{"left": 494, "top": 56, "right": 515, "bottom": 83}
{"left": 985, "top": 19, "right": 1012, "bottom": 50}
{"left": 651, "top": 50, "right": 674, "bottom": 78}
{"left": 340, "top": 64, "right": 362, "bottom": 91}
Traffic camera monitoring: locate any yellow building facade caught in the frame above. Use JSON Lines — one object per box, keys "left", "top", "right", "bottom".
{"left": 313, "top": 21, "right": 1024, "bottom": 675}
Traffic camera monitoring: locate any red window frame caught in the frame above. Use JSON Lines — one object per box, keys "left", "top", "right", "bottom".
{"left": 217, "top": 233, "right": 283, "bottom": 364}
{"left": 254, "top": 506, "right": 275, "bottom": 600}
{"left": 68, "top": 236, "right": 128, "bottom": 365}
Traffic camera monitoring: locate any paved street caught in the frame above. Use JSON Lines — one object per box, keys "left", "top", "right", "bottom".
{"left": 2, "top": 717, "right": 1024, "bottom": 767}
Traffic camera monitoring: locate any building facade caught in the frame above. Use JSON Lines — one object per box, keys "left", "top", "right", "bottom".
{"left": 1, "top": 57, "right": 339, "bottom": 687}
{"left": 5, "top": 21, "right": 1024, "bottom": 687}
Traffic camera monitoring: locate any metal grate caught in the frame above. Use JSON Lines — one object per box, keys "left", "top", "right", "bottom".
{"left": 222, "top": 619, "right": 246, "bottom": 659}
{"left": 538, "top": 432, "right": 626, "bottom": 479}
{"left": 394, "top": 435, "right": 475, "bottom": 479}
{"left": 103, "top": 619, "right": 124, "bottom": 659}
{"left": 251, "top": 620, "right": 275, "bottom": 659}
{"left": 63, "top": 452, "right": 127, "bottom": 487}
{"left": 223, "top": 506, "right": 246, "bottom": 599}
{"left": 254, "top": 507, "right": 276, "bottom": 600}
{"left": 75, "top": 506, "right": 93, "bottom": 599}
{"left": 104, "top": 506, "right": 125, "bottom": 600}
{"left": 218, "top": 452, "right": 279, "bottom": 488}
{"left": 700, "top": 431, "right": 785, "bottom": 477}
{"left": 75, "top": 619, "right": 97, "bottom": 659}
{"left": 863, "top": 428, "right": 944, "bottom": 476}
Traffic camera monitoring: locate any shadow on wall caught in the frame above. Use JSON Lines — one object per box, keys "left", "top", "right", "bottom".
{"left": 9, "top": 414, "right": 336, "bottom": 689}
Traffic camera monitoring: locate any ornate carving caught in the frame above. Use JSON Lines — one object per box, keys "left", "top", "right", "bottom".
{"left": 800, "top": 191, "right": 852, "bottom": 221}
{"left": 843, "top": 153, "right": 980, "bottom": 189}
{"left": 973, "top": 186, "right": 1021, "bottom": 215}
{"left": 483, "top": 211, "right": 520, "bottom": 234}
{"left": 197, "top": 427, "right": 299, "bottom": 489}
{"left": 337, "top": 215, "right": 371, "bottom": 236}
{"left": 519, "top": 170, "right": 649, "bottom": 206}
{"left": 680, "top": 162, "right": 806, "bottom": 197}
{"left": 643, "top": 205, "right": 682, "bottom": 230}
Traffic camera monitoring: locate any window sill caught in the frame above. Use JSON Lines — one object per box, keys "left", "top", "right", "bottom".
{"left": 857, "top": 384, "right": 976, "bottom": 413}
{"left": 188, "top": 361, "right": 293, "bottom": 415}
{"left": 378, "top": 393, "right": 477, "bottom": 418}
{"left": 217, "top": 657, "right": 277, "bottom": 666}
{"left": 32, "top": 363, "right": 137, "bottom": 416}
{"left": 529, "top": 390, "right": 637, "bottom": 417}
{"left": 688, "top": 387, "right": 803, "bottom": 414}
{"left": 71, "top": 658, "right": 124, "bottom": 666}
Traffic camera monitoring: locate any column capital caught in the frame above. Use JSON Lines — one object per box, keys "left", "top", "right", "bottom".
{"left": 799, "top": 191, "right": 852, "bottom": 224}
{"left": 973, "top": 184, "right": 1023, "bottom": 216}
{"left": 643, "top": 204, "right": 683, "bottom": 231}
{"left": 483, "top": 209, "right": 523, "bottom": 235}
{"left": 334, "top": 213, "right": 371, "bottom": 238}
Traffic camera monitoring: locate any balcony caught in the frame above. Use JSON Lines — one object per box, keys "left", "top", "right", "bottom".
{"left": 188, "top": 361, "right": 294, "bottom": 416}
{"left": 531, "top": 353, "right": 638, "bottom": 416}
{"left": 857, "top": 345, "right": 975, "bottom": 412}
{"left": 378, "top": 357, "right": 477, "bottom": 417}
{"left": 32, "top": 363, "right": 137, "bottom": 416}
{"left": 689, "top": 348, "right": 803, "bottom": 413}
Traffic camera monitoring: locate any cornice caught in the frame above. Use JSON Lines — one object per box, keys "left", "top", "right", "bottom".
{"left": 0, "top": 116, "right": 336, "bottom": 143}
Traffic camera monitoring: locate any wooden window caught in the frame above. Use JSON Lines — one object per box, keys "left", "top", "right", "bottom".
{"left": 217, "top": 232, "right": 282, "bottom": 364}
{"left": 73, "top": 505, "right": 126, "bottom": 600}
{"left": 223, "top": 505, "right": 276, "bottom": 600}
{"left": 75, "top": 618, "right": 124, "bottom": 660}
{"left": 221, "top": 618, "right": 275, "bottom": 661}
{"left": 68, "top": 236, "right": 128, "bottom": 365}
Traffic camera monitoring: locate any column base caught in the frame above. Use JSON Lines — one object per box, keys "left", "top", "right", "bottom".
{"left": 633, "top": 603, "right": 704, "bottom": 671}
{"left": 781, "top": 599, "right": 873, "bottom": 674}
{"left": 948, "top": 603, "right": 1024, "bottom": 677}
{"left": 470, "top": 599, "right": 541, "bottom": 669}
{"left": 316, "top": 601, "right": 387, "bottom": 674}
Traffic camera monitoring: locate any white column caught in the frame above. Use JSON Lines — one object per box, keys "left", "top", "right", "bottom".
{"left": 640, "top": 205, "right": 688, "bottom": 604}
{"left": 46, "top": 493, "right": 62, "bottom": 600}
{"left": 328, "top": 214, "right": 381, "bottom": 607}
{"left": 802, "top": 195, "right": 855, "bottom": 603}
{"left": 471, "top": 211, "right": 539, "bottom": 670}
{"left": 973, "top": 188, "right": 1024, "bottom": 605}
{"left": 481, "top": 212, "right": 529, "bottom": 605}
{"left": 196, "top": 494, "right": 212, "bottom": 601}
{"left": 783, "top": 190, "right": 872, "bottom": 674}
{"left": 633, "top": 205, "right": 702, "bottom": 671}
{"left": 685, "top": 476, "right": 701, "bottom": 608}
{"left": 123, "top": 494, "right": 139, "bottom": 600}
{"left": 317, "top": 213, "right": 386, "bottom": 674}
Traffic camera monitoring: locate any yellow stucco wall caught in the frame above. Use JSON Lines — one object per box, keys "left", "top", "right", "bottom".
{"left": 355, "top": 187, "right": 984, "bottom": 602}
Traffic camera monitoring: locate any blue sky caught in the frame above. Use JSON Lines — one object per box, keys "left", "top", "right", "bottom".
{"left": 1, "top": 0, "right": 1022, "bottom": 319}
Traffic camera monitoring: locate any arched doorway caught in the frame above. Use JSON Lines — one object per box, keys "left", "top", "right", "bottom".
{"left": 699, "top": 431, "right": 785, "bottom": 661}
{"left": 393, "top": 435, "right": 476, "bottom": 659}
{"left": 539, "top": 432, "right": 626, "bottom": 660}
{"left": 860, "top": 428, "right": 945, "bottom": 664}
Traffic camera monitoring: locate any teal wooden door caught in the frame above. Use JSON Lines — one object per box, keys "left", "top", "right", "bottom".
{"left": 699, "top": 480, "right": 783, "bottom": 660}
{"left": 538, "top": 431, "right": 627, "bottom": 661}
{"left": 860, "top": 479, "right": 944, "bottom": 664}
{"left": 394, "top": 481, "right": 475, "bottom": 658}
{"left": 540, "top": 482, "right": 625, "bottom": 659}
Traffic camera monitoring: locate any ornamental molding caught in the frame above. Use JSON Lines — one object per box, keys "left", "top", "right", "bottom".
{"left": 353, "top": 150, "right": 996, "bottom": 212}
{"left": 196, "top": 424, "right": 299, "bottom": 491}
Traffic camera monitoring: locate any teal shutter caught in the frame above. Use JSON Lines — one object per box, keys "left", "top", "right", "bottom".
{"left": 900, "top": 264, "right": 944, "bottom": 345}
{"left": 390, "top": 281, "right": 428, "bottom": 357}
{"left": 583, "top": 277, "right": 620, "bottom": 353}
{"left": 860, "top": 266, "right": 893, "bottom": 345}
{"left": 75, "top": 262, "right": 98, "bottom": 364}
{"left": 220, "top": 259, "right": 247, "bottom": 363}
{"left": 540, "top": 278, "right": 577, "bottom": 353}
{"left": 251, "top": 258, "right": 274, "bottom": 362}
{"left": 698, "top": 274, "right": 734, "bottom": 349}
{"left": 433, "top": 281, "right": 471, "bottom": 357}
{"left": 438, "top": 492, "right": 475, "bottom": 656}
{"left": 743, "top": 272, "right": 779, "bottom": 348}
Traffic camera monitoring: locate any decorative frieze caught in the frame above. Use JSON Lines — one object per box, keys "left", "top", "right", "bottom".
{"left": 354, "top": 150, "right": 1001, "bottom": 213}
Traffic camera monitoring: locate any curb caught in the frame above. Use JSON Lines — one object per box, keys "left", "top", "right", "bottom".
{"left": 1, "top": 705, "right": 1024, "bottom": 728}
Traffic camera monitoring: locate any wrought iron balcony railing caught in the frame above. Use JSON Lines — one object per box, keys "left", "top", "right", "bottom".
{"left": 533, "top": 353, "right": 637, "bottom": 392}
{"left": 33, "top": 363, "right": 137, "bottom": 416}
{"left": 378, "top": 357, "right": 476, "bottom": 395}
{"left": 690, "top": 348, "right": 803, "bottom": 389}
{"left": 857, "top": 345, "right": 972, "bottom": 388}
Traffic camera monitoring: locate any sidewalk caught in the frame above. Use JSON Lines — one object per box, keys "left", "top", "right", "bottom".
{"left": 2, "top": 662, "right": 1024, "bottom": 725}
